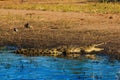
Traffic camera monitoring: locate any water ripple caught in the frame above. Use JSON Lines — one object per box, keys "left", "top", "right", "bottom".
{"left": 0, "top": 50, "right": 119, "bottom": 80}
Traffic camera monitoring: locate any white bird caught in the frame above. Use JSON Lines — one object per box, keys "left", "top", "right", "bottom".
{"left": 13, "top": 28, "right": 18, "bottom": 32}
{"left": 24, "top": 23, "right": 33, "bottom": 28}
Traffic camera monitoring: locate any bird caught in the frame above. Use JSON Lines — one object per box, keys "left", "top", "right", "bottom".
{"left": 13, "top": 28, "right": 18, "bottom": 32}
{"left": 24, "top": 23, "right": 33, "bottom": 28}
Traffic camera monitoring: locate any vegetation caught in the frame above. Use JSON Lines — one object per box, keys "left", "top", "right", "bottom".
{"left": 0, "top": 0, "right": 119, "bottom": 13}
{"left": 97, "top": 0, "right": 120, "bottom": 2}
{"left": 0, "top": 1, "right": 120, "bottom": 13}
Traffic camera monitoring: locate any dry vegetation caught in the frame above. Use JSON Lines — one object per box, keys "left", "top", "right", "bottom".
{"left": 0, "top": 0, "right": 120, "bottom": 59}
{"left": 0, "top": 0, "right": 120, "bottom": 13}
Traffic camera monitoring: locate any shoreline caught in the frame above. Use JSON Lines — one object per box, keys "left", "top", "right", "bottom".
{"left": 0, "top": 9, "right": 119, "bottom": 60}
{"left": 0, "top": 42, "right": 120, "bottom": 61}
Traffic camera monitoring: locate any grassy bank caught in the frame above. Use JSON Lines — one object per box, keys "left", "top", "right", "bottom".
{"left": 0, "top": 1, "right": 120, "bottom": 13}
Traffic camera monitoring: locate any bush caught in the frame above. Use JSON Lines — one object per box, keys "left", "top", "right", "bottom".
{"left": 89, "top": 0, "right": 120, "bottom": 2}
{"left": 99, "top": 0, "right": 120, "bottom": 2}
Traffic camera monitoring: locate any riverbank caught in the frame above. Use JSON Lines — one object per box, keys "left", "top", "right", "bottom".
{"left": 0, "top": 9, "right": 119, "bottom": 60}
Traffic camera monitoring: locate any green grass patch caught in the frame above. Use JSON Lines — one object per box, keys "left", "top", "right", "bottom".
{"left": 0, "top": 2, "right": 120, "bottom": 13}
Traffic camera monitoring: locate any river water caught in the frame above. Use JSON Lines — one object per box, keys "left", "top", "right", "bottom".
{"left": 0, "top": 47, "right": 120, "bottom": 80}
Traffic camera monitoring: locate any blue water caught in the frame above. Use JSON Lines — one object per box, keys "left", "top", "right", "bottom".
{"left": 0, "top": 47, "right": 120, "bottom": 80}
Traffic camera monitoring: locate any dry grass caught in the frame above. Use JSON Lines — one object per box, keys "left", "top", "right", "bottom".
{"left": 0, "top": 0, "right": 120, "bottom": 13}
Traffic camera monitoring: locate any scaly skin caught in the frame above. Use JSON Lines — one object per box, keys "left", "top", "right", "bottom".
{"left": 15, "top": 43, "right": 105, "bottom": 59}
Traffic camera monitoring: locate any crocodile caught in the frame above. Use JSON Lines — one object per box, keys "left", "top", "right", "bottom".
{"left": 15, "top": 42, "right": 106, "bottom": 59}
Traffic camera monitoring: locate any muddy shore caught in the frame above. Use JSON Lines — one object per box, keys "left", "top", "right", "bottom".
{"left": 0, "top": 9, "right": 120, "bottom": 60}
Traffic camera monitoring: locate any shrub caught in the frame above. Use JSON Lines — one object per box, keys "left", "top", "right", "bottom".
{"left": 89, "top": 0, "right": 120, "bottom": 2}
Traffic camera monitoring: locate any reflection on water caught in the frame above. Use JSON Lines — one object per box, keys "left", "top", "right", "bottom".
{"left": 0, "top": 48, "right": 120, "bottom": 80}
